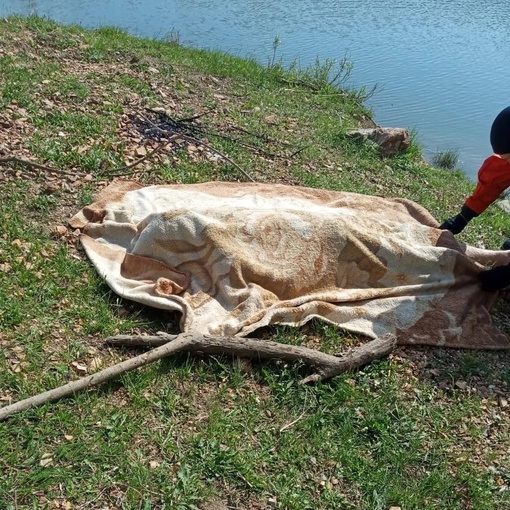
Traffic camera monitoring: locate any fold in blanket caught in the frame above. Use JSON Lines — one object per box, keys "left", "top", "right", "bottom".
{"left": 70, "top": 180, "right": 510, "bottom": 349}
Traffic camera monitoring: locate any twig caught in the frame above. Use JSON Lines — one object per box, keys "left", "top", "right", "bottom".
{"left": 145, "top": 107, "right": 213, "bottom": 127}
{"left": 76, "top": 488, "right": 109, "bottom": 510}
{"left": 139, "top": 111, "right": 201, "bottom": 138}
{"left": 279, "top": 409, "right": 307, "bottom": 433}
{"left": 206, "top": 132, "right": 287, "bottom": 160}
{"left": 0, "top": 156, "right": 88, "bottom": 177}
{"left": 139, "top": 113, "right": 256, "bottom": 182}
{"left": 105, "top": 143, "right": 166, "bottom": 177}
{"left": 193, "top": 137, "right": 256, "bottom": 182}
{"left": 288, "top": 146, "right": 309, "bottom": 158}
{"left": 279, "top": 391, "right": 310, "bottom": 432}
{"left": 226, "top": 123, "right": 276, "bottom": 143}
{"left": 0, "top": 335, "right": 189, "bottom": 422}
{"left": 208, "top": 133, "right": 275, "bottom": 155}
{"left": 175, "top": 110, "right": 214, "bottom": 124}
{"left": 0, "top": 144, "right": 166, "bottom": 180}
{"left": 0, "top": 332, "right": 396, "bottom": 421}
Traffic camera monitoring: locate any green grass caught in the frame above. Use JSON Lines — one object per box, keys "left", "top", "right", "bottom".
{"left": 1, "top": 15, "right": 510, "bottom": 510}
{"left": 431, "top": 149, "right": 460, "bottom": 170}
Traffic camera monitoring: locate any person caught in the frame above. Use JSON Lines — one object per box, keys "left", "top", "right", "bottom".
{"left": 440, "top": 106, "right": 510, "bottom": 235}
{"left": 439, "top": 105, "right": 510, "bottom": 292}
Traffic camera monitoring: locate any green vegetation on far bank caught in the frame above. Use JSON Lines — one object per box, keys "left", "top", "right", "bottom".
{"left": 1, "top": 15, "right": 510, "bottom": 510}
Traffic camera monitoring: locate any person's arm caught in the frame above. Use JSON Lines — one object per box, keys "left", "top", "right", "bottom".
{"left": 464, "top": 156, "right": 510, "bottom": 214}
{"left": 440, "top": 156, "right": 510, "bottom": 234}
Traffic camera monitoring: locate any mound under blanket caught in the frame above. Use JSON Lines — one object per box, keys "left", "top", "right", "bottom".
{"left": 70, "top": 180, "right": 510, "bottom": 349}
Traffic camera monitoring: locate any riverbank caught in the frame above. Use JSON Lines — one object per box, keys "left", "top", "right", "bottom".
{"left": 1, "top": 16, "right": 510, "bottom": 510}
{"left": 2, "top": 0, "right": 509, "bottom": 180}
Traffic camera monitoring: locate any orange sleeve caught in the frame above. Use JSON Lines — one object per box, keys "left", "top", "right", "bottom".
{"left": 464, "top": 155, "right": 510, "bottom": 214}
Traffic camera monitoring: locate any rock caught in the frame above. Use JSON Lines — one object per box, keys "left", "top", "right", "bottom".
{"left": 347, "top": 127, "right": 410, "bottom": 157}
{"left": 455, "top": 380, "right": 468, "bottom": 390}
{"left": 498, "top": 200, "right": 510, "bottom": 214}
{"left": 355, "top": 113, "right": 378, "bottom": 128}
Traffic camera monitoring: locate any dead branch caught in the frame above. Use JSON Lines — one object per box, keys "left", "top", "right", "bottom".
{"left": 0, "top": 332, "right": 395, "bottom": 422}
{"left": 105, "top": 143, "right": 166, "bottom": 177}
{"left": 138, "top": 113, "right": 256, "bottom": 182}
{"left": 0, "top": 144, "right": 165, "bottom": 180}
{"left": 146, "top": 107, "right": 215, "bottom": 124}
{"left": 0, "top": 335, "right": 188, "bottom": 422}
{"left": 189, "top": 137, "right": 256, "bottom": 182}
{"left": 147, "top": 112, "right": 295, "bottom": 159}
{"left": 0, "top": 156, "right": 88, "bottom": 177}
{"left": 109, "top": 332, "right": 396, "bottom": 383}
{"left": 207, "top": 131, "right": 295, "bottom": 161}
{"left": 288, "top": 146, "right": 309, "bottom": 158}
{"left": 226, "top": 123, "right": 277, "bottom": 143}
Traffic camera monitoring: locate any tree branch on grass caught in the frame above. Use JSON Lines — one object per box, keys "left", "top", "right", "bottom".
{"left": 138, "top": 113, "right": 256, "bottom": 182}
{"left": 0, "top": 144, "right": 166, "bottom": 180}
{"left": 0, "top": 332, "right": 396, "bottom": 422}
{"left": 0, "top": 156, "right": 88, "bottom": 177}
{"left": 147, "top": 110, "right": 302, "bottom": 161}
{"left": 105, "top": 142, "right": 166, "bottom": 177}
{"left": 146, "top": 106, "right": 215, "bottom": 124}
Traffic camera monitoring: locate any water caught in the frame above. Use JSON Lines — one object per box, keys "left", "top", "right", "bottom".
{"left": 1, "top": 0, "right": 509, "bottom": 180}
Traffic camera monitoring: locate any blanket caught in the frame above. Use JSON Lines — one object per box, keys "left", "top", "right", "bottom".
{"left": 69, "top": 180, "right": 510, "bottom": 349}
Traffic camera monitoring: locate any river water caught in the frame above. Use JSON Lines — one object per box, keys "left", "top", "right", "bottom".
{"left": 1, "top": 0, "right": 509, "bottom": 180}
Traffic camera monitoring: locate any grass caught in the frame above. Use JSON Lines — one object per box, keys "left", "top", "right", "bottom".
{"left": 1, "top": 15, "right": 510, "bottom": 510}
{"left": 431, "top": 149, "right": 459, "bottom": 170}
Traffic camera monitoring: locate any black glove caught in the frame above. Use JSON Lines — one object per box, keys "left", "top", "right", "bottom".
{"left": 479, "top": 264, "right": 510, "bottom": 292}
{"left": 439, "top": 205, "right": 478, "bottom": 235}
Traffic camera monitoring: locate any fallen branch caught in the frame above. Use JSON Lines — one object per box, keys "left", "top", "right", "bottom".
{"left": 0, "top": 156, "right": 88, "bottom": 177}
{"left": 185, "top": 137, "right": 256, "bottom": 182}
{"left": 226, "top": 123, "right": 277, "bottom": 143}
{"left": 138, "top": 113, "right": 256, "bottom": 182}
{"left": 288, "top": 146, "right": 309, "bottom": 158}
{"left": 0, "top": 332, "right": 395, "bottom": 421}
{"left": 148, "top": 112, "right": 296, "bottom": 160}
{"left": 146, "top": 107, "right": 215, "bottom": 125}
{"left": 105, "top": 143, "right": 166, "bottom": 177}
{"left": 0, "top": 144, "right": 165, "bottom": 180}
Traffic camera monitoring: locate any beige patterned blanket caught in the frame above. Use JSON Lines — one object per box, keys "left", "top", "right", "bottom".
{"left": 70, "top": 180, "right": 510, "bottom": 349}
